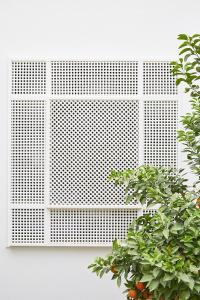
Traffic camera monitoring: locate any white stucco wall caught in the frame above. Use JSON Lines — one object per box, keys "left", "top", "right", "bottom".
{"left": 0, "top": 1, "right": 200, "bottom": 299}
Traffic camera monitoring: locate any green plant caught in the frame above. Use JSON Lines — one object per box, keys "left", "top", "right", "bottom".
{"left": 108, "top": 166, "right": 187, "bottom": 206}
{"left": 89, "top": 168, "right": 200, "bottom": 300}
{"left": 89, "top": 34, "right": 200, "bottom": 300}
{"left": 171, "top": 34, "right": 200, "bottom": 179}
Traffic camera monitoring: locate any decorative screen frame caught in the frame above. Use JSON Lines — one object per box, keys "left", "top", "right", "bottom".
{"left": 8, "top": 59, "right": 182, "bottom": 247}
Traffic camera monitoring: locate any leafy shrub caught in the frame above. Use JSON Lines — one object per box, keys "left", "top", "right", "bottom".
{"left": 89, "top": 34, "right": 200, "bottom": 300}
{"left": 171, "top": 34, "right": 200, "bottom": 178}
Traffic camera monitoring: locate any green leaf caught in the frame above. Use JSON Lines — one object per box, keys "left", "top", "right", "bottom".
{"left": 176, "top": 78, "right": 186, "bottom": 85}
{"left": 189, "top": 279, "right": 195, "bottom": 290}
{"left": 194, "top": 283, "right": 200, "bottom": 293}
{"left": 117, "top": 276, "right": 121, "bottom": 287}
{"left": 148, "top": 279, "right": 160, "bottom": 291}
{"left": 141, "top": 274, "right": 154, "bottom": 282}
{"left": 163, "top": 273, "right": 174, "bottom": 281}
{"left": 112, "top": 239, "right": 121, "bottom": 250}
{"left": 179, "top": 290, "right": 190, "bottom": 300}
{"left": 179, "top": 41, "right": 189, "bottom": 49}
{"left": 163, "top": 228, "right": 169, "bottom": 239}
{"left": 192, "top": 34, "right": 200, "bottom": 38}
{"left": 152, "top": 268, "right": 161, "bottom": 278}
{"left": 179, "top": 47, "right": 193, "bottom": 55}
{"left": 184, "top": 54, "right": 191, "bottom": 62}
{"left": 178, "top": 273, "right": 191, "bottom": 283}
{"left": 178, "top": 34, "right": 188, "bottom": 40}
{"left": 170, "top": 222, "right": 183, "bottom": 232}
{"left": 189, "top": 265, "right": 199, "bottom": 274}
{"left": 99, "top": 269, "right": 105, "bottom": 278}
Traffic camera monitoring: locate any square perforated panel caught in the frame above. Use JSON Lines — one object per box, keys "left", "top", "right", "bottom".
{"left": 50, "top": 99, "right": 139, "bottom": 206}
{"left": 12, "top": 61, "right": 46, "bottom": 94}
{"left": 9, "top": 59, "right": 180, "bottom": 247}
{"left": 144, "top": 100, "right": 178, "bottom": 168}
{"left": 50, "top": 209, "right": 138, "bottom": 245}
{"left": 51, "top": 61, "right": 138, "bottom": 95}
{"left": 143, "top": 62, "right": 177, "bottom": 95}
{"left": 11, "top": 209, "right": 44, "bottom": 244}
{"left": 11, "top": 100, "right": 45, "bottom": 205}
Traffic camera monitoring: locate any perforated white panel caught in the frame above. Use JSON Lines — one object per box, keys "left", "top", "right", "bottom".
{"left": 50, "top": 209, "right": 138, "bottom": 245}
{"left": 12, "top": 61, "right": 46, "bottom": 94}
{"left": 50, "top": 99, "right": 139, "bottom": 206}
{"left": 51, "top": 61, "right": 138, "bottom": 95}
{"left": 8, "top": 59, "right": 180, "bottom": 247}
{"left": 11, "top": 99, "right": 45, "bottom": 204}
{"left": 144, "top": 100, "right": 178, "bottom": 168}
{"left": 11, "top": 209, "right": 44, "bottom": 245}
{"left": 143, "top": 61, "right": 177, "bottom": 95}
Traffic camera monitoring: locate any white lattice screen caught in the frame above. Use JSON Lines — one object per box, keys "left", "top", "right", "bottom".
{"left": 8, "top": 60, "right": 179, "bottom": 246}
{"left": 50, "top": 99, "right": 139, "bottom": 206}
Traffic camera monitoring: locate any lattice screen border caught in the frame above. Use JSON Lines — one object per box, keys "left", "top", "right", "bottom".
{"left": 8, "top": 60, "right": 180, "bottom": 246}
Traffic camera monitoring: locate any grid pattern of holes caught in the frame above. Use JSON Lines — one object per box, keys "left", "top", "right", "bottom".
{"left": 11, "top": 100, "right": 45, "bottom": 204}
{"left": 144, "top": 100, "right": 178, "bottom": 168}
{"left": 50, "top": 99, "right": 139, "bottom": 205}
{"left": 143, "top": 62, "right": 177, "bottom": 95}
{"left": 11, "top": 209, "right": 44, "bottom": 244}
{"left": 12, "top": 61, "right": 46, "bottom": 94}
{"left": 143, "top": 209, "right": 157, "bottom": 216}
{"left": 51, "top": 61, "right": 138, "bottom": 95}
{"left": 50, "top": 209, "right": 138, "bottom": 245}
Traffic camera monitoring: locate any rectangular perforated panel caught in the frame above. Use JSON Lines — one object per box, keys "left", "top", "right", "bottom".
{"left": 144, "top": 100, "right": 178, "bottom": 168}
{"left": 143, "top": 61, "right": 177, "bottom": 95}
{"left": 11, "top": 100, "right": 45, "bottom": 204}
{"left": 8, "top": 59, "right": 181, "bottom": 247}
{"left": 51, "top": 61, "right": 138, "bottom": 95}
{"left": 12, "top": 61, "right": 46, "bottom": 94}
{"left": 50, "top": 209, "right": 138, "bottom": 245}
{"left": 11, "top": 209, "right": 44, "bottom": 245}
{"left": 50, "top": 99, "right": 139, "bottom": 206}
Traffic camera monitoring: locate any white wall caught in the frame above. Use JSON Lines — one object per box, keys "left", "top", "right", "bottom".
{"left": 0, "top": 1, "right": 200, "bottom": 299}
